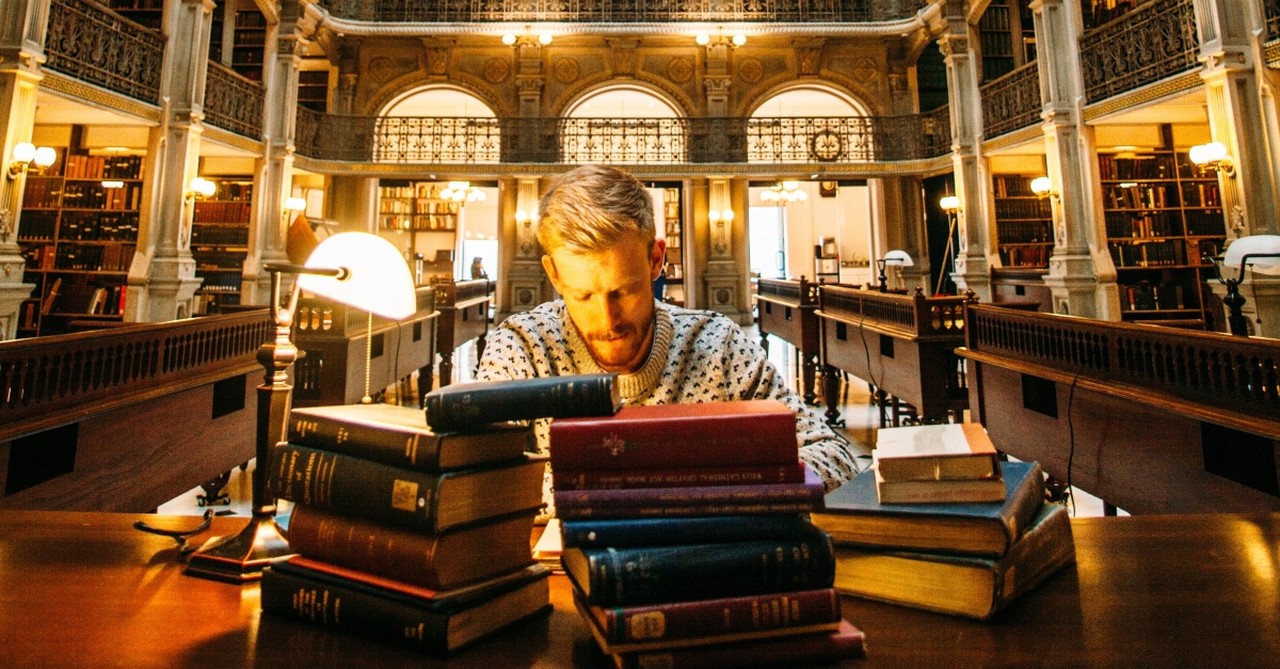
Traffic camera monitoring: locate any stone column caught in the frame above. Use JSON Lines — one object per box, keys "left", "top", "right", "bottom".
{"left": 702, "top": 176, "right": 748, "bottom": 323}
{"left": 127, "top": 0, "right": 214, "bottom": 323}
{"left": 1034, "top": 0, "right": 1120, "bottom": 318}
{"left": 940, "top": 20, "right": 994, "bottom": 301}
{"left": 504, "top": 176, "right": 547, "bottom": 316}
{"left": 1196, "top": 0, "right": 1280, "bottom": 335}
{"left": 870, "top": 177, "right": 929, "bottom": 292}
{"left": 0, "top": 0, "right": 48, "bottom": 338}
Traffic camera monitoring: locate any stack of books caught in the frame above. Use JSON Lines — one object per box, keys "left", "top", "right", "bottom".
{"left": 870, "top": 423, "right": 1005, "bottom": 504}
{"left": 811, "top": 459, "right": 1076, "bottom": 620}
{"left": 550, "top": 399, "right": 868, "bottom": 668}
{"left": 258, "top": 401, "right": 552, "bottom": 654}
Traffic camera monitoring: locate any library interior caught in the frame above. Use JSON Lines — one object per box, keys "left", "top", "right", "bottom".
{"left": 1, "top": 1, "right": 1278, "bottom": 667}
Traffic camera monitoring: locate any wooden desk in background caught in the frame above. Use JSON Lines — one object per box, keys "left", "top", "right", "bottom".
{"left": 430, "top": 279, "right": 493, "bottom": 391}
{"left": 1, "top": 510, "right": 1276, "bottom": 668}
{"left": 755, "top": 277, "right": 822, "bottom": 404}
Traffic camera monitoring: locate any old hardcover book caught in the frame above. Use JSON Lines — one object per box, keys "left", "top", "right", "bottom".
{"left": 549, "top": 399, "right": 800, "bottom": 471}
{"left": 560, "top": 527, "right": 835, "bottom": 607}
{"left": 553, "top": 461, "right": 806, "bottom": 490}
{"left": 874, "top": 468, "right": 1007, "bottom": 504}
{"left": 267, "top": 444, "right": 545, "bottom": 533}
{"left": 288, "top": 402, "right": 532, "bottom": 472}
{"left": 560, "top": 514, "right": 820, "bottom": 549}
{"left": 610, "top": 619, "right": 867, "bottom": 669}
{"left": 276, "top": 558, "right": 549, "bottom": 611}
{"left": 573, "top": 585, "right": 841, "bottom": 652}
{"left": 872, "top": 423, "right": 1002, "bottom": 482}
{"left": 285, "top": 505, "right": 536, "bottom": 590}
{"left": 810, "top": 460, "right": 1045, "bottom": 557}
{"left": 260, "top": 560, "right": 551, "bottom": 654}
{"left": 832, "top": 502, "right": 1075, "bottom": 619}
{"left": 423, "top": 374, "right": 621, "bottom": 432}
{"left": 553, "top": 464, "right": 824, "bottom": 520}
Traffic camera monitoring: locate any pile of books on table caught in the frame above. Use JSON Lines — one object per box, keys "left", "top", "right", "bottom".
{"left": 551, "top": 399, "right": 867, "bottom": 668}
{"left": 811, "top": 422, "right": 1075, "bottom": 620}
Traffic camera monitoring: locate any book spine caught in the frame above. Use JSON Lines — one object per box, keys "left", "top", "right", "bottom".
{"left": 596, "top": 589, "right": 841, "bottom": 644}
{"left": 267, "top": 443, "right": 443, "bottom": 531}
{"left": 424, "top": 374, "right": 618, "bottom": 432}
{"left": 554, "top": 466, "right": 821, "bottom": 510}
{"left": 575, "top": 534, "right": 835, "bottom": 606}
{"left": 988, "top": 504, "right": 1075, "bottom": 618}
{"left": 556, "top": 501, "right": 823, "bottom": 520}
{"left": 287, "top": 414, "right": 440, "bottom": 471}
{"left": 617, "top": 619, "right": 866, "bottom": 669}
{"left": 999, "top": 461, "right": 1048, "bottom": 545}
{"left": 549, "top": 413, "right": 799, "bottom": 471}
{"left": 560, "top": 515, "right": 817, "bottom": 549}
{"left": 553, "top": 462, "right": 806, "bottom": 490}
{"left": 285, "top": 505, "right": 449, "bottom": 589}
{"left": 260, "top": 566, "right": 450, "bottom": 654}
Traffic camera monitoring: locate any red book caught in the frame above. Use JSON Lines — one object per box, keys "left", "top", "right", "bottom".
{"left": 553, "top": 464, "right": 824, "bottom": 520}
{"left": 552, "top": 461, "right": 806, "bottom": 490}
{"left": 549, "top": 399, "right": 799, "bottom": 471}
{"left": 610, "top": 619, "right": 867, "bottom": 669}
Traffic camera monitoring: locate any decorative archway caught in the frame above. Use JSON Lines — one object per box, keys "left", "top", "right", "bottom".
{"left": 561, "top": 85, "right": 686, "bottom": 164}
{"left": 748, "top": 85, "right": 871, "bottom": 163}
{"left": 376, "top": 86, "right": 498, "bottom": 163}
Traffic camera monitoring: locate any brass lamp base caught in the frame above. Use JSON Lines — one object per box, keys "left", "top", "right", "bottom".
{"left": 184, "top": 516, "right": 294, "bottom": 583}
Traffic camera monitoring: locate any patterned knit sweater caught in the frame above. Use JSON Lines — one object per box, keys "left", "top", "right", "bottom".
{"left": 475, "top": 300, "right": 863, "bottom": 513}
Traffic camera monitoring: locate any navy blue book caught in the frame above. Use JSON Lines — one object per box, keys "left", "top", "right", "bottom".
{"left": 560, "top": 514, "right": 819, "bottom": 549}
{"left": 809, "top": 460, "right": 1046, "bottom": 557}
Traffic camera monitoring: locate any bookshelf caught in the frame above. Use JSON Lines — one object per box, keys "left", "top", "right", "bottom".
{"left": 191, "top": 178, "right": 253, "bottom": 315}
{"left": 297, "top": 69, "right": 330, "bottom": 112}
{"left": 1099, "top": 127, "right": 1226, "bottom": 328}
{"left": 231, "top": 7, "right": 267, "bottom": 81}
{"left": 978, "top": 0, "right": 1036, "bottom": 83}
{"left": 992, "top": 174, "right": 1053, "bottom": 269}
{"left": 378, "top": 180, "right": 461, "bottom": 280}
{"left": 17, "top": 151, "right": 144, "bottom": 337}
{"left": 659, "top": 187, "right": 684, "bottom": 305}
{"left": 107, "top": 0, "right": 164, "bottom": 31}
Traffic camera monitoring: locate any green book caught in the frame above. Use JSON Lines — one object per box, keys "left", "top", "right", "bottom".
{"left": 810, "top": 460, "right": 1046, "bottom": 557}
{"left": 832, "top": 502, "right": 1075, "bottom": 620}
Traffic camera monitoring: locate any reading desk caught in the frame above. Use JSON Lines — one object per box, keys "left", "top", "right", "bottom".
{"left": 0, "top": 510, "right": 1275, "bottom": 668}
{"left": 755, "top": 277, "right": 822, "bottom": 404}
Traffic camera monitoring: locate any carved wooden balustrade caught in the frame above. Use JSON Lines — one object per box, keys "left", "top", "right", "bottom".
{"left": 756, "top": 277, "right": 822, "bottom": 404}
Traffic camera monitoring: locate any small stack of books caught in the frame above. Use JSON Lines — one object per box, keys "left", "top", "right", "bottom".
{"left": 550, "top": 399, "right": 868, "bottom": 668}
{"left": 258, "top": 401, "right": 552, "bottom": 654}
{"left": 871, "top": 423, "right": 1005, "bottom": 504}
{"left": 811, "top": 459, "right": 1076, "bottom": 620}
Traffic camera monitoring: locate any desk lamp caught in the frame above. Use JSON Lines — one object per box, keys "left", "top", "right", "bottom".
{"left": 876, "top": 249, "right": 914, "bottom": 292}
{"left": 1217, "top": 234, "right": 1280, "bottom": 337}
{"left": 185, "top": 232, "right": 416, "bottom": 582}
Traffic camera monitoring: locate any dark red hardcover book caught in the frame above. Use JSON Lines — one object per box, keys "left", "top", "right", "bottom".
{"left": 549, "top": 399, "right": 799, "bottom": 471}
{"left": 579, "top": 586, "right": 842, "bottom": 651}
{"left": 611, "top": 619, "right": 867, "bottom": 669}
{"left": 552, "top": 461, "right": 806, "bottom": 490}
{"left": 553, "top": 464, "right": 824, "bottom": 520}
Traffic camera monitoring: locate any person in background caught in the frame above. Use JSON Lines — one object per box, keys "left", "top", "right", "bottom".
{"left": 470, "top": 256, "right": 489, "bottom": 280}
{"left": 475, "top": 165, "right": 863, "bottom": 515}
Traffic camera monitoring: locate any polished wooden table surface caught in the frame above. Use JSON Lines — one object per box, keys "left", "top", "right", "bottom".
{"left": 1, "top": 510, "right": 1277, "bottom": 668}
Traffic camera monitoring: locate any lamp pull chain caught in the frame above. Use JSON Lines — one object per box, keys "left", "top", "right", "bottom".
{"left": 361, "top": 311, "right": 374, "bottom": 404}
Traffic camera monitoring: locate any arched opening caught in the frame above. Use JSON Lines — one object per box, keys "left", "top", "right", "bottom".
{"left": 376, "top": 87, "right": 499, "bottom": 164}
{"left": 561, "top": 85, "right": 685, "bottom": 164}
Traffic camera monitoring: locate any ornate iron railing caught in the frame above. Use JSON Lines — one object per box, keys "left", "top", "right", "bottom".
{"left": 982, "top": 61, "right": 1041, "bottom": 139}
{"left": 1079, "top": 0, "right": 1200, "bottom": 104}
{"left": 301, "top": 113, "right": 953, "bottom": 164}
{"left": 963, "top": 304, "right": 1280, "bottom": 424}
{"left": 43, "top": 0, "right": 164, "bottom": 105}
{"left": 204, "top": 62, "right": 265, "bottom": 139}
{"left": 0, "top": 310, "right": 270, "bottom": 441}
{"left": 323, "top": 0, "right": 928, "bottom": 23}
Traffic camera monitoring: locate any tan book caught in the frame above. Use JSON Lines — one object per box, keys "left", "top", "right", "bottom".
{"left": 872, "top": 423, "right": 1001, "bottom": 482}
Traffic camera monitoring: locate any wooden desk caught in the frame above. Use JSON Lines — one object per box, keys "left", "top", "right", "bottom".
{"left": 430, "top": 279, "right": 493, "bottom": 390}
{"left": 817, "top": 286, "right": 972, "bottom": 426}
{"left": 755, "top": 277, "right": 821, "bottom": 404}
{"left": 2, "top": 510, "right": 1277, "bottom": 668}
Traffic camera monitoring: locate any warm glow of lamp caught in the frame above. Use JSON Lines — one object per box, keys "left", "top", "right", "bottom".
{"left": 284, "top": 196, "right": 307, "bottom": 213}
{"left": 877, "top": 249, "right": 914, "bottom": 293}
{"left": 187, "top": 176, "right": 217, "bottom": 199}
{"left": 1189, "top": 141, "right": 1235, "bottom": 177}
{"left": 502, "top": 33, "right": 517, "bottom": 45}
{"left": 696, "top": 33, "right": 710, "bottom": 45}
{"left": 440, "top": 181, "right": 487, "bottom": 205}
{"left": 184, "top": 232, "right": 416, "bottom": 582}
{"left": 732, "top": 34, "right": 747, "bottom": 47}
{"left": 939, "top": 195, "right": 960, "bottom": 213}
{"left": 1217, "top": 235, "right": 1280, "bottom": 336}
{"left": 762, "top": 181, "right": 807, "bottom": 205}
{"left": 8, "top": 141, "right": 57, "bottom": 178}
{"left": 1030, "top": 176, "right": 1057, "bottom": 199}
{"left": 539, "top": 32, "right": 553, "bottom": 45}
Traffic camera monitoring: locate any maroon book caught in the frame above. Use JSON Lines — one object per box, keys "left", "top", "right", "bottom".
{"left": 552, "top": 461, "right": 806, "bottom": 491}
{"left": 611, "top": 619, "right": 867, "bottom": 669}
{"left": 549, "top": 399, "right": 799, "bottom": 471}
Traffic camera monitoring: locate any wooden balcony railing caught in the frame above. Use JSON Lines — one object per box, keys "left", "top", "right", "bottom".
{"left": 817, "top": 286, "right": 972, "bottom": 340}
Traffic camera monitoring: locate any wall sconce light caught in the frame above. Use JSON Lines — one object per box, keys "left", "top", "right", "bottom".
{"left": 939, "top": 194, "right": 960, "bottom": 214}
{"left": 283, "top": 196, "right": 307, "bottom": 219}
{"left": 695, "top": 30, "right": 746, "bottom": 47}
{"left": 503, "top": 28, "right": 552, "bottom": 46}
{"left": 1189, "top": 141, "right": 1235, "bottom": 177}
{"left": 440, "top": 181, "right": 487, "bottom": 206}
{"left": 708, "top": 209, "right": 735, "bottom": 224}
{"left": 7, "top": 142, "right": 57, "bottom": 178}
{"left": 185, "top": 232, "right": 416, "bottom": 582}
{"left": 877, "top": 249, "right": 914, "bottom": 293}
{"left": 761, "top": 180, "right": 807, "bottom": 205}
{"left": 1030, "top": 176, "right": 1059, "bottom": 199}
{"left": 1216, "top": 234, "right": 1280, "bottom": 336}
{"left": 187, "top": 176, "right": 217, "bottom": 200}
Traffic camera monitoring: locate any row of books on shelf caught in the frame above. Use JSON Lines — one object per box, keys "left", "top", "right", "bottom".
{"left": 38, "top": 278, "right": 125, "bottom": 317}
{"left": 34, "top": 242, "right": 135, "bottom": 272}
{"left": 195, "top": 271, "right": 243, "bottom": 293}
{"left": 997, "top": 220, "right": 1051, "bottom": 243}
{"left": 382, "top": 182, "right": 467, "bottom": 200}
{"left": 379, "top": 214, "right": 458, "bottom": 232}
{"left": 1097, "top": 153, "right": 1178, "bottom": 180}
{"left": 1119, "top": 281, "right": 1186, "bottom": 312}
{"left": 192, "top": 249, "right": 248, "bottom": 270}
{"left": 61, "top": 154, "right": 144, "bottom": 180}
{"left": 191, "top": 225, "right": 249, "bottom": 245}
{"left": 1105, "top": 211, "right": 1178, "bottom": 239}
{"left": 60, "top": 181, "right": 143, "bottom": 211}
{"left": 56, "top": 212, "right": 139, "bottom": 241}
{"left": 991, "top": 175, "right": 1038, "bottom": 198}
{"left": 1108, "top": 239, "right": 1185, "bottom": 267}
{"left": 999, "top": 244, "right": 1050, "bottom": 268}
{"left": 993, "top": 197, "right": 1051, "bottom": 220}
{"left": 20, "top": 177, "right": 63, "bottom": 208}
{"left": 193, "top": 201, "right": 252, "bottom": 223}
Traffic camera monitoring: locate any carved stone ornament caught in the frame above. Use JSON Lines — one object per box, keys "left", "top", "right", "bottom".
{"left": 484, "top": 57, "right": 511, "bottom": 83}
{"left": 667, "top": 57, "right": 694, "bottom": 84}
{"left": 426, "top": 48, "right": 450, "bottom": 76}
{"left": 369, "top": 56, "right": 415, "bottom": 86}
{"left": 555, "top": 57, "right": 580, "bottom": 84}
{"left": 737, "top": 57, "right": 763, "bottom": 83}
